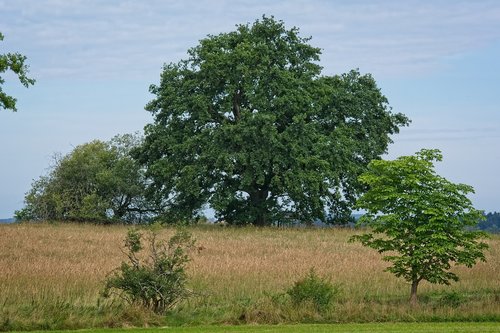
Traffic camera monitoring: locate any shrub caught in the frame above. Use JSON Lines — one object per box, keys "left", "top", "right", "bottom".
{"left": 286, "top": 269, "right": 340, "bottom": 311}
{"left": 103, "top": 226, "right": 195, "bottom": 313}
{"left": 438, "top": 291, "right": 466, "bottom": 308}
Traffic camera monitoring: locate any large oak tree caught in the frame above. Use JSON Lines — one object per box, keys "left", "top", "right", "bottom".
{"left": 136, "top": 16, "right": 409, "bottom": 225}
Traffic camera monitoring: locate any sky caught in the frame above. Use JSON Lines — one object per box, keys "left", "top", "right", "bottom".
{"left": 1, "top": 0, "right": 499, "bottom": 218}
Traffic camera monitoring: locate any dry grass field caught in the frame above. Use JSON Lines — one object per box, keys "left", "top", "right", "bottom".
{"left": 0, "top": 222, "right": 499, "bottom": 330}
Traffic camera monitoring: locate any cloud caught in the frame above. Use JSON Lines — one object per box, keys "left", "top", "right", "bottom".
{"left": 1, "top": 0, "right": 500, "bottom": 79}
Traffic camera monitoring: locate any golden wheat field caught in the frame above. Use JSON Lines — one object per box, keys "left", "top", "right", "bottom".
{"left": 0, "top": 222, "right": 499, "bottom": 330}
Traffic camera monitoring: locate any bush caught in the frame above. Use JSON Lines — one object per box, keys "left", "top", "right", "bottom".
{"left": 438, "top": 291, "right": 466, "bottom": 308}
{"left": 286, "top": 269, "right": 340, "bottom": 311}
{"left": 103, "top": 226, "right": 195, "bottom": 313}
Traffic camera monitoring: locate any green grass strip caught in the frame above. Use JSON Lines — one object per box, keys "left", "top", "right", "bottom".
{"left": 18, "top": 322, "right": 500, "bottom": 333}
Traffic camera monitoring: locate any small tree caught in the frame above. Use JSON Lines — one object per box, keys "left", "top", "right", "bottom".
{"left": 1, "top": 32, "right": 35, "bottom": 112}
{"left": 351, "top": 149, "right": 488, "bottom": 305}
{"left": 16, "top": 134, "right": 151, "bottom": 223}
{"left": 103, "top": 227, "right": 195, "bottom": 313}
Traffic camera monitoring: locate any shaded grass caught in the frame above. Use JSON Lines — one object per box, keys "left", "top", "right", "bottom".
{"left": 1, "top": 223, "right": 499, "bottom": 330}
{"left": 12, "top": 322, "right": 500, "bottom": 333}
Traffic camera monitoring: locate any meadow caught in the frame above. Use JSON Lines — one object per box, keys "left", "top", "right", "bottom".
{"left": 0, "top": 223, "right": 499, "bottom": 331}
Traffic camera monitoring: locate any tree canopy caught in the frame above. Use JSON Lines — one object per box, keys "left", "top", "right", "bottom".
{"left": 135, "top": 16, "right": 409, "bottom": 226}
{"left": 0, "top": 32, "right": 35, "bottom": 112}
{"left": 16, "top": 134, "right": 151, "bottom": 223}
{"left": 351, "top": 149, "right": 488, "bottom": 304}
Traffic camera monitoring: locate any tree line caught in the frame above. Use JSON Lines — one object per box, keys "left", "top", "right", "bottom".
{"left": 16, "top": 17, "right": 410, "bottom": 225}
{"left": 11, "top": 17, "right": 494, "bottom": 231}
{"left": 478, "top": 212, "right": 500, "bottom": 232}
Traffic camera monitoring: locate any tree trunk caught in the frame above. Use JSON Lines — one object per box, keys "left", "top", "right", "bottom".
{"left": 232, "top": 89, "right": 241, "bottom": 121}
{"left": 254, "top": 213, "right": 267, "bottom": 227}
{"left": 409, "top": 279, "right": 419, "bottom": 305}
{"left": 250, "top": 189, "right": 269, "bottom": 227}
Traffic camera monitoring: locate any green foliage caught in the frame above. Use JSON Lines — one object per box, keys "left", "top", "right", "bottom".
{"left": 437, "top": 291, "right": 466, "bottom": 308}
{"left": 479, "top": 212, "right": 500, "bottom": 233}
{"left": 103, "top": 227, "right": 195, "bottom": 314}
{"left": 286, "top": 269, "right": 340, "bottom": 311}
{"left": 0, "top": 31, "right": 35, "bottom": 112}
{"left": 15, "top": 133, "right": 151, "bottom": 223}
{"left": 135, "top": 16, "right": 409, "bottom": 226}
{"left": 351, "top": 149, "right": 489, "bottom": 303}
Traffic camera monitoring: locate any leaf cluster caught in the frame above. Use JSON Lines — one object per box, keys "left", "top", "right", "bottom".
{"left": 0, "top": 32, "right": 35, "bottom": 112}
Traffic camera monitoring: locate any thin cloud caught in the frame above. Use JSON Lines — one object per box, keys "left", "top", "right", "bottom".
{"left": 1, "top": 0, "right": 500, "bottom": 79}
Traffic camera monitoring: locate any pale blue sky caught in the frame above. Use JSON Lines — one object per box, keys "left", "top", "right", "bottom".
{"left": 1, "top": 0, "right": 499, "bottom": 217}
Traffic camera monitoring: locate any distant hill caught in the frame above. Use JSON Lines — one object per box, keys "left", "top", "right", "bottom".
{"left": 0, "top": 218, "right": 16, "bottom": 223}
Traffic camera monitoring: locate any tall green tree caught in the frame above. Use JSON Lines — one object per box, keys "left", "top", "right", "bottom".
{"left": 136, "top": 16, "right": 409, "bottom": 226}
{"left": 0, "top": 32, "right": 35, "bottom": 112}
{"left": 351, "top": 149, "right": 488, "bottom": 304}
{"left": 16, "top": 134, "right": 151, "bottom": 223}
